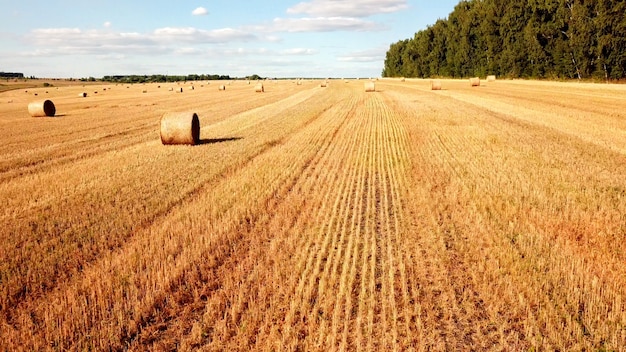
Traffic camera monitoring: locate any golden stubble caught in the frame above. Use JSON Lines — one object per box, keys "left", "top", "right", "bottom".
{"left": 1, "top": 79, "right": 625, "bottom": 351}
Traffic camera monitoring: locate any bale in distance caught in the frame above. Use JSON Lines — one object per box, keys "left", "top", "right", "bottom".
{"left": 255, "top": 83, "right": 264, "bottom": 92}
{"left": 219, "top": 85, "right": 226, "bottom": 91}
{"left": 431, "top": 80, "right": 442, "bottom": 91}
{"left": 28, "top": 100, "right": 56, "bottom": 117}
{"left": 487, "top": 75, "right": 496, "bottom": 82}
{"left": 160, "top": 112, "right": 200, "bottom": 145}
{"left": 470, "top": 77, "right": 481, "bottom": 87}
{"left": 365, "top": 81, "right": 376, "bottom": 92}
{"left": 320, "top": 82, "right": 327, "bottom": 88}
{"left": 79, "top": 92, "right": 87, "bottom": 97}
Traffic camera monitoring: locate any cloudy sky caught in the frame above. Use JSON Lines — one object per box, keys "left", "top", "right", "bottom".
{"left": 0, "top": 0, "right": 458, "bottom": 78}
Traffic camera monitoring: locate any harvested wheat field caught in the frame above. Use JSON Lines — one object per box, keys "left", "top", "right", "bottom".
{"left": 1, "top": 78, "right": 625, "bottom": 351}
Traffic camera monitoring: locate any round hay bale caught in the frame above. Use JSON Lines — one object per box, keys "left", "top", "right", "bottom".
{"left": 431, "top": 80, "right": 442, "bottom": 91}
{"left": 168, "top": 87, "right": 174, "bottom": 91}
{"left": 79, "top": 92, "right": 87, "bottom": 97}
{"left": 487, "top": 75, "right": 496, "bottom": 82}
{"left": 365, "top": 81, "right": 376, "bottom": 92}
{"left": 28, "top": 100, "right": 56, "bottom": 117}
{"left": 255, "top": 83, "right": 264, "bottom": 92}
{"left": 320, "top": 82, "right": 327, "bottom": 88}
{"left": 160, "top": 112, "right": 200, "bottom": 145}
{"left": 218, "top": 85, "right": 226, "bottom": 91}
{"left": 470, "top": 77, "right": 480, "bottom": 87}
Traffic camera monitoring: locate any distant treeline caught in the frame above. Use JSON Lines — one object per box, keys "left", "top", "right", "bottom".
{"left": 383, "top": 0, "right": 626, "bottom": 80}
{"left": 1, "top": 72, "right": 25, "bottom": 79}
{"left": 101, "top": 74, "right": 234, "bottom": 83}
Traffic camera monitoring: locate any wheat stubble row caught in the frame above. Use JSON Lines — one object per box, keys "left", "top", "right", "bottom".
{"left": 1, "top": 79, "right": 625, "bottom": 350}
{"left": 0, "top": 81, "right": 328, "bottom": 346}
{"left": 383, "top": 80, "right": 626, "bottom": 350}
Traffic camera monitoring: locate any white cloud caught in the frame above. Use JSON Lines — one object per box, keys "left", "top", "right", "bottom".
{"left": 267, "top": 17, "right": 383, "bottom": 32}
{"left": 175, "top": 47, "right": 202, "bottom": 55}
{"left": 192, "top": 7, "right": 208, "bottom": 16}
{"left": 337, "top": 48, "right": 386, "bottom": 62}
{"left": 153, "top": 27, "right": 256, "bottom": 43}
{"left": 263, "top": 35, "right": 282, "bottom": 43}
{"left": 25, "top": 26, "right": 256, "bottom": 55}
{"left": 103, "top": 21, "right": 112, "bottom": 28}
{"left": 287, "top": 0, "right": 408, "bottom": 18}
{"left": 32, "top": 28, "right": 81, "bottom": 36}
{"left": 27, "top": 28, "right": 153, "bottom": 51}
{"left": 281, "top": 48, "right": 317, "bottom": 55}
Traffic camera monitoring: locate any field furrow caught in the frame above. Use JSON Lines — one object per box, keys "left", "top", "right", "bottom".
{"left": 2, "top": 79, "right": 626, "bottom": 351}
{"left": 385, "top": 79, "right": 626, "bottom": 350}
{"left": 2, "top": 84, "right": 332, "bottom": 346}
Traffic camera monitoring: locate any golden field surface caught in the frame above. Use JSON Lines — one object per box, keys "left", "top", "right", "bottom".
{"left": 1, "top": 78, "right": 625, "bottom": 351}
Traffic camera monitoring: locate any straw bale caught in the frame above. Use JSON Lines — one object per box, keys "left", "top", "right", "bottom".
{"left": 28, "top": 100, "right": 56, "bottom": 117}
{"left": 160, "top": 112, "right": 200, "bottom": 145}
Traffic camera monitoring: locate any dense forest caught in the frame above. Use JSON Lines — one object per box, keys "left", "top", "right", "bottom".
{"left": 383, "top": 0, "right": 626, "bottom": 80}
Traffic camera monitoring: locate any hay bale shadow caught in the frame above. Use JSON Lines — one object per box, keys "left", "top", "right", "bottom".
{"left": 197, "top": 137, "right": 243, "bottom": 145}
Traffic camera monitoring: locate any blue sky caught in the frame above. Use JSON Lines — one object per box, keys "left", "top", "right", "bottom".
{"left": 0, "top": 0, "right": 459, "bottom": 78}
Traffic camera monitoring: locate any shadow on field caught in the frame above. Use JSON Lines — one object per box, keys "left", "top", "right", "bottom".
{"left": 198, "top": 137, "right": 242, "bottom": 145}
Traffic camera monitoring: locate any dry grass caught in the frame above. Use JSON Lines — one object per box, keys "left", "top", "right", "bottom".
{"left": 1, "top": 79, "right": 625, "bottom": 350}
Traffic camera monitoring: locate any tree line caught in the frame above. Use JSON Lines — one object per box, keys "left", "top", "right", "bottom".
{"left": 101, "top": 74, "right": 234, "bottom": 84}
{"left": 0, "top": 72, "right": 25, "bottom": 79}
{"left": 383, "top": 0, "right": 626, "bottom": 80}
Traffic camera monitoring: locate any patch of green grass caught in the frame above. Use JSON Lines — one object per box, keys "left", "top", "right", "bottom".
{"left": 0, "top": 83, "right": 39, "bottom": 93}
